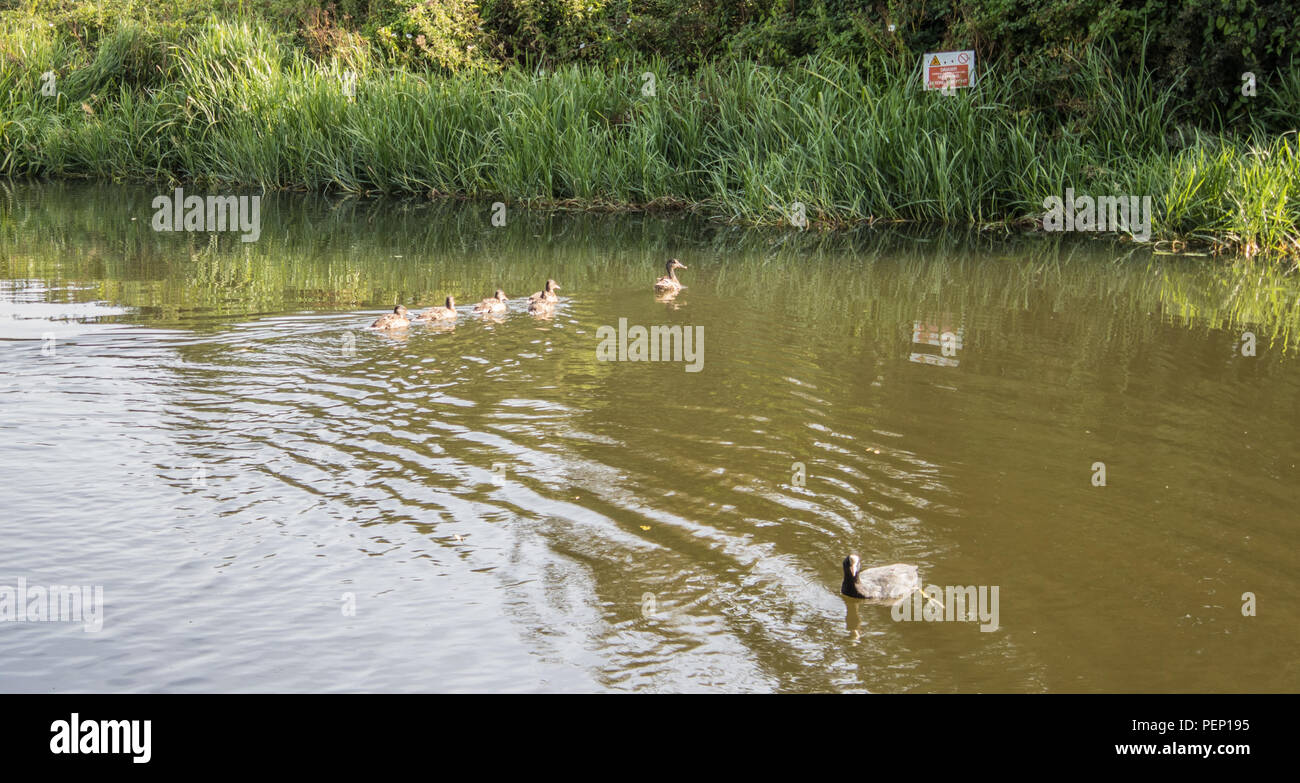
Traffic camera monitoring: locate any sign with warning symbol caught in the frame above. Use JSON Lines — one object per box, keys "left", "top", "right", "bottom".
{"left": 922, "top": 50, "right": 975, "bottom": 91}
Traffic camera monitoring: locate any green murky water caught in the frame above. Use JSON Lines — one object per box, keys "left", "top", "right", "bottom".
{"left": 2, "top": 182, "right": 1297, "bottom": 692}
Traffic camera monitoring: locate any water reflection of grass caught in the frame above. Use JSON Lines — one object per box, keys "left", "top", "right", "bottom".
{"left": 1, "top": 19, "right": 1297, "bottom": 258}
{"left": 3, "top": 182, "right": 1298, "bottom": 353}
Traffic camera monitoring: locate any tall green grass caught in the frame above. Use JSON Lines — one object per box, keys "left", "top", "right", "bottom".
{"left": 2, "top": 16, "right": 1298, "bottom": 258}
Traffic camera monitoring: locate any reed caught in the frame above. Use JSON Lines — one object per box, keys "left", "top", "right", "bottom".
{"left": 2, "top": 17, "right": 1298, "bottom": 258}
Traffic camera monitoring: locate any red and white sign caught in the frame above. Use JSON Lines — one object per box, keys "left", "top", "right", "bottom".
{"left": 922, "top": 50, "right": 975, "bottom": 91}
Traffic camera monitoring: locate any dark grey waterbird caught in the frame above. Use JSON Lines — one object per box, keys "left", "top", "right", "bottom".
{"left": 840, "top": 554, "right": 920, "bottom": 603}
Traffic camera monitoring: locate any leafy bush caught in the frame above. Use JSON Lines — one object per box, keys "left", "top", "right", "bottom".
{"left": 3, "top": 0, "right": 1297, "bottom": 131}
{"left": 365, "top": 0, "right": 491, "bottom": 72}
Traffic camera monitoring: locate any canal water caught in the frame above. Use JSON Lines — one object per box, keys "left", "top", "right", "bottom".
{"left": 2, "top": 182, "right": 1297, "bottom": 692}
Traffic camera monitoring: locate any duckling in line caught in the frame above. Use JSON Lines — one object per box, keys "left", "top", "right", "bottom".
{"left": 370, "top": 305, "right": 410, "bottom": 330}
{"left": 653, "top": 258, "right": 688, "bottom": 294}
{"left": 528, "top": 295, "right": 556, "bottom": 316}
{"left": 416, "top": 296, "right": 458, "bottom": 322}
{"left": 473, "top": 289, "right": 508, "bottom": 315}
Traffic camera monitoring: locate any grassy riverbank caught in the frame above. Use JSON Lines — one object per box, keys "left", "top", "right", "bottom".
{"left": 2, "top": 14, "right": 1298, "bottom": 258}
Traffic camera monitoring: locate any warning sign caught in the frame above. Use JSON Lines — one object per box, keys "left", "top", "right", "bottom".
{"left": 922, "top": 50, "right": 975, "bottom": 91}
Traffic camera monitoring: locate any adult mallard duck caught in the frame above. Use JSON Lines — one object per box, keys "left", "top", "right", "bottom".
{"left": 472, "top": 289, "right": 508, "bottom": 315}
{"left": 370, "top": 305, "right": 410, "bottom": 330}
{"left": 653, "top": 258, "right": 687, "bottom": 294}
{"left": 416, "top": 296, "right": 458, "bottom": 322}
{"left": 528, "top": 279, "right": 560, "bottom": 304}
{"left": 840, "top": 554, "right": 920, "bottom": 603}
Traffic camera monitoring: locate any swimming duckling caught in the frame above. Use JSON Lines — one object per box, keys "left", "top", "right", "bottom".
{"left": 370, "top": 305, "right": 410, "bottom": 330}
{"left": 528, "top": 279, "right": 561, "bottom": 304}
{"left": 416, "top": 296, "right": 458, "bottom": 322}
{"left": 472, "top": 289, "right": 508, "bottom": 315}
{"left": 840, "top": 554, "right": 920, "bottom": 603}
{"left": 653, "top": 258, "right": 688, "bottom": 294}
{"left": 528, "top": 295, "right": 556, "bottom": 316}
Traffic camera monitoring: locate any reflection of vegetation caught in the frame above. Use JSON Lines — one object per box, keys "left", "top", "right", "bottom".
{"left": 2, "top": 181, "right": 1298, "bottom": 353}
{"left": 2, "top": 18, "right": 1298, "bottom": 257}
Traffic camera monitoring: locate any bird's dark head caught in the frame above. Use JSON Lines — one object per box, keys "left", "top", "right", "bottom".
{"left": 395, "top": 305, "right": 408, "bottom": 316}
{"left": 667, "top": 258, "right": 687, "bottom": 271}
{"left": 546, "top": 279, "right": 560, "bottom": 292}
{"left": 445, "top": 296, "right": 455, "bottom": 308}
{"left": 495, "top": 289, "right": 507, "bottom": 301}
{"left": 840, "top": 553, "right": 865, "bottom": 599}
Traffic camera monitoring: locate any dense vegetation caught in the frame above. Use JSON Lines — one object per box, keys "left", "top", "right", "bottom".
{"left": 1, "top": 1, "right": 1297, "bottom": 257}
{"left": 9, "top": 0, "right": 1297, "bottom": 130}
